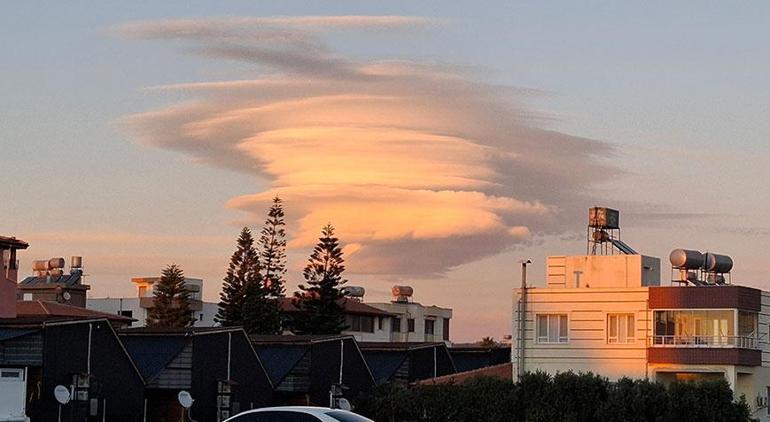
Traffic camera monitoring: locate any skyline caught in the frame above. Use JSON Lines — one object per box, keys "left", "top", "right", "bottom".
{"left": 4, "top": 1, "right": 770, "bottom": 342}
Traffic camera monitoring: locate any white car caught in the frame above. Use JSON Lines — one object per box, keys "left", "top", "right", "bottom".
{"left": 224, "top": 406, "right": 374, "bottom": 422}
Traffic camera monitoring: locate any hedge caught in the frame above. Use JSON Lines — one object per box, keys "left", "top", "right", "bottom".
{"left": 354, "top": 371, "right": 752, "bottom": 422}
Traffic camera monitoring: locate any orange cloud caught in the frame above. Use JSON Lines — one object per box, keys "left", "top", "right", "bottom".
{"left": 118, "top": 16, "right": 616, "bottom": 277}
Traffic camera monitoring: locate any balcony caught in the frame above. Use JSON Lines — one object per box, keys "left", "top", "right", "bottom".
{"left": 650, "top": 335, "right": 759, "bottom": 350}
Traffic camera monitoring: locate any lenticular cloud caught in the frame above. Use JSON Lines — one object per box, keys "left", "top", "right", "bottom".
{"left": 118, "top": 16, "right": 617, "bottom": 277}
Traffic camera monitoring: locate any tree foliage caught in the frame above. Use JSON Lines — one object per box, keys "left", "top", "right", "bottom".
{"left": 354, "top": 372, "right": 752, "bottom": 422}
{"left": 216, "top": 227, "right": 260, "bottom": 326}
{"left": 291, "top": 223, "right": 348, "bottom": 335}
{"left": 146, "top": 264, "right": 192, "bottom": 328}
{"left": 258, "top": 196, "right": 287, "bottom": 298}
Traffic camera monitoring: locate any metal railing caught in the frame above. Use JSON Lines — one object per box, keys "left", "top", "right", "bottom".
{"left": 650, "top": 335, "right": 759, "bottom": 350}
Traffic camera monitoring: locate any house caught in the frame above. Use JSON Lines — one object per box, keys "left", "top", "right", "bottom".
{"left": 119, "top": 326, "right": 273, "bottom": 422}
{"left": 250, "top": 335, "right": 375, "bottom": 406}
{"left": 0, "top": 318, "right": 145, "bottom": 422}
{"left": 359, "top": 342, "right": 456, "bottom": 385}
{"left": 17, "top": 257, "right": 89, "bottom": 308}
{"left": 365, "top": 286, "right": 453, "bottom": 345}
{"left": 13, "top": 300, "right": 134, "bottom": 328}
{"left": 513, "top": 207, "right": 770, "bottom": 420}
{"left": 88, "top": 276, "right": 219, "bottom": 327}
{"left": 278, "top": 296, "right": 395, "bottom": 342}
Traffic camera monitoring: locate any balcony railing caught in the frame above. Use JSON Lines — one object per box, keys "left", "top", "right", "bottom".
{"left": 650, "top": 335, "right": 759, "bottom": 350}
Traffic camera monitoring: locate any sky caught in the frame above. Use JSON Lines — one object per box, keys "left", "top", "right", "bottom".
{"left": 3, "top": 1, "right": 770, "bottom": 342}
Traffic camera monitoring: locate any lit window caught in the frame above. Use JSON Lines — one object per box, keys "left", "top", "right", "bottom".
{"left": 536, "top": 314, "right": 568, "bottom": 343}
{"left": 608, "top": 313, "right": 635, "bottom": 344}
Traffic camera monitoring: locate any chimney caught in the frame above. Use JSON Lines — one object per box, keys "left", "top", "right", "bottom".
{"left": 1, "top": 236, "right": 29, "bottom": 319}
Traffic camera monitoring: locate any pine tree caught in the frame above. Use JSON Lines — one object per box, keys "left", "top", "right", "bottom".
{"left": 146, "top": 264, "right": 192, "bottom": 328}
{"left": 216, "top": 227, "right": 260, "bottom": 326}
{"left": 291, "top": 224, "right": 349, "bottom": 335}
{"left": 242, "top": 279, "right": 283, "bottom": 335}
{"left": 258, "top": 196, "right": 287, "bottom": 298}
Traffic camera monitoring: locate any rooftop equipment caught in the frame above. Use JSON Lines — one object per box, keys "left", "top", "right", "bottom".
{"left": 669, "top": 248, "right": 732, "bottom": 286}
{"left": 587, "top": 207, "right": 638, "bottom": 255}
{"left": 342, "top": 286, "right": 365, "bottom": 301}
{"left": 392, "top": 285, "right": 414, "bottom": 303}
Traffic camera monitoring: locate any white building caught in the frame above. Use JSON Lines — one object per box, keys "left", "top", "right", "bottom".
{"left": 366, "top": 286, "right": 453, "bottom": 345}
{"left": 513, "top": 208, "right": 770, "bottom": 420}
{"left": 88, "top": 276, "right": 219, "bottom": 327}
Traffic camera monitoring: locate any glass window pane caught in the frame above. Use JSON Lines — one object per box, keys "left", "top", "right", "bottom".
{"left": 537, "top": 315, "right": 547, "bottom": 340}
{"left": 609, "top": 315, "right": 618, "bottom": 339}
{"left": 559, "top": 315, "right": 568, "bottom": 341}
{"left": 627, "top": 315, "right": 635, "bottom": 340}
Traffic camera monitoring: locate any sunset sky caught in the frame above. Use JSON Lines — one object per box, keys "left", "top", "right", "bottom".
{"left": 4, "top": 1, "right": 770, "bottom": 342}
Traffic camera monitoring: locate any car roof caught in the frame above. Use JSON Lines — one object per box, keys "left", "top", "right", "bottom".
{"left": 226, "top": 406, "right": 366, "bottom": 419}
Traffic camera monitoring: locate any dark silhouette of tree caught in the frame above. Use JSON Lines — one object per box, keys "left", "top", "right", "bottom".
{"left": 146, "top": 264, "right": 192, "bottom": 328}
{"left": 216, "top": 227, "right": 259, "bottom": 326}
{"left": 291, "top": 224, "right": 348, "bottom": 335}
{"left": 242, "top": 279, "right": 283, "bottom": 334}
{"left": 478, "top": 336, "right": 499, "bottom": 348}
{"left": 259, "top": 196, "right": 287, "bottom": 298}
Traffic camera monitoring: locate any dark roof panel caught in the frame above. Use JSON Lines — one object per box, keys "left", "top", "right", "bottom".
{"left": 253, "top": 344, "right": 309, "bottom": 385}
{"left": 120, "top": 335, "right": 190, "bottom": 382}
{"left": 0, "top": 328, "right": 39, "bottom": 342}
{"left": 19, "top": 274, "right": 82, "bottom": 287}
{"left": 362, "top": 350, "right": 407, "bottom": 384}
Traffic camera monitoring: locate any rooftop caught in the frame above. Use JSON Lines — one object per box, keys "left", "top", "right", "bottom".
{"left": 278, "top": 297, "right": 394, "bottom": 317}
{"left": 0, "top": 236, "right": 29, "bottom": 249}
{"left": 19, "top": 273, "right": 87, "bottom": 288}
{"left": 0, "top": 300, "right": 134, "bottom": 325}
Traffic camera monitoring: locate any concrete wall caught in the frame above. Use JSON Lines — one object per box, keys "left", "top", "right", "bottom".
{"left": 513, "top": 287, "right": 652, "bottom": 380}
{"left": 547, "top": 255, "right": 661, "bottom": 289}
{"left": 368, "top": 302, "right": 453, "bottom": 344}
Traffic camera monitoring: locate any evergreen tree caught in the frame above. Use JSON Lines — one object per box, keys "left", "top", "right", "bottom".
{"left": 146, "top": 264, "right": 192, "bottom": 328}
{"left": 292, "top": 224, "right": 349, "bottom": 335}
{"left": 216, "top": 227, "right": 260, "bottom": 326}
{"left": 258, "top": 196, "right": 287, "bottom": 298}
{"left": 242, "top": 279, "right": 283, "bottom": 335}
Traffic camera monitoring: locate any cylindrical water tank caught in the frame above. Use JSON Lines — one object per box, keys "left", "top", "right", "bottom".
{"left": 703, "top": 253, "right": 733, "bottom": 273}
{"left": 71, "top": 256, "right": 82, "bottom": 268}
{"left": 391, "top": 285, "right": 414, "bottom": 298}
{"left": 343, "top": 286, "right": 365, "bottom": 297}
{"left": 48, "top": 257, "right": 65, "bottom": 269}
{"left": 32, "top": 260, "right": 50, "bottom": 271}
{"left": 669, "top": 249, "right": 704, "bottom": 270}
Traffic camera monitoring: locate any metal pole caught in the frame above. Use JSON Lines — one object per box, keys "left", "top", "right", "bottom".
{"left": 517, "top": 260, "right": 531, "bottom": 379}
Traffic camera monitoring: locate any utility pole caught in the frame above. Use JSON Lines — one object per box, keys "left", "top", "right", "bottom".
{"left": 515, "top": 259, "right": 531, "bottom": 379}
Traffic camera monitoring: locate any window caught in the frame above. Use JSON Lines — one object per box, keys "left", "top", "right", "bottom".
{"left": 407, "top": 318, "right": 415, "bottom": 332}
{"left": 536, "top": 314, "right": 568, "bottom": 343}
{"left": 425, "top": 319, "right": 435, "bottom": 335}
{"left": 653, "top": 310, "right": 736, "bottom": 345}
{"left": 119, "top": 310, "right": 133, "bottom": 318}
{"left": 607, "top": 313, "right": 635, "bottom": 344}
{"left": 391, "top": 317, "right": 401, "bottom": 333}
{"left": 378, "top": 317, "right": 383, "bottom": 330}
{"left": 346, "top": 315, "right": 375, "bottom": 333}
{"left": 443, "top": 318, "right": 450, "bottom": 341}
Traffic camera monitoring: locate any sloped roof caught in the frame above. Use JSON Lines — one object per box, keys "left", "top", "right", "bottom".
{"left": 362, "top": 350, "right": 408, "bottom": 384}
{"left": 13, "top": 301, "right": 134, "bottom": 324}
{"left": 0, "top": 327, "right": 39, "bottom": 342}
{"left": 120, "top": 335, "right": 190, "bottom": 382}
{"left": 358, "top": 342, "right": 446, "bottom": 351}
{"left": 415, "top": 362, "right": 513, "bottom": 385}
{"left": 278, "top": 298, "right": 393, "bottom": 317}
{"left": 253, "top": 344, "right": 310, "bottom": 385}
{"left": 249, "top": 334, "right": 353, "bottom": 345}
{"left": 0, "top": 236, "right": 29, "bottom": 249}
{"left": 119, "top": 326, "right": 242, "bottom": 336}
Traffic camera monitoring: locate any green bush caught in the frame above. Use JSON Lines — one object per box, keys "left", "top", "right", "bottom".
{"left": 354, "top": 372, "right": 753, "bottom": 422}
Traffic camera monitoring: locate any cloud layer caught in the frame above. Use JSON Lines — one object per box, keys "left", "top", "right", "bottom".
{"left": 118, "top": 16, "right": 617, "bottom": 277}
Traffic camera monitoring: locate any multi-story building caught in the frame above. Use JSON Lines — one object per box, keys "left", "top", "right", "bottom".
{"left": 1, "top": 235, "right": 28, "bottom": 318}
{"left": 88, "top": 276, "right": 219, "bottom": 326}
{"left": 514, "top": 208, "right": 770, "bottom": 420}
{"left": 367, "top": 285, "right": 453, "bottom": 345}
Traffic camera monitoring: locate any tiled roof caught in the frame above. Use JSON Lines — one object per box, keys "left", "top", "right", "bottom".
{"left": 0, "top": 236, "right": 29, "bottom": 249}
{"left": 14, "top": 300, "right": 134, "bottom": 323}
{"left": 415, "top": 363, "right": 513, "bottom": 385}
{"left": 277, "top": 298, "right": 394, "bottom": 317}
{"left": 358, "top": 342, "right": 446, "bottom": 351}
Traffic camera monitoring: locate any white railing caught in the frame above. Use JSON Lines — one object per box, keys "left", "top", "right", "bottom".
{"left": 650, "top": 335, "right": 759, "bottom": 350}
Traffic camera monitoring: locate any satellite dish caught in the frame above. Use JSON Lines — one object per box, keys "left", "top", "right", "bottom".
{"left": 338, "top": 398, "right": 352, "bottom": 411}
{"left": 54, "top": 385, "right": 71, "bottom": 405}
{"left": 178, "top": 391, "right": 194, "bottom": 409}
{"left": 63, "top": 292, "right": 72, "bottom": 301}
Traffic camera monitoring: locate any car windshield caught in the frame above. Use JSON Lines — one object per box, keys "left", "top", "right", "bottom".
{"left": 324, "top": 410, "right": 372, "bottom": 422}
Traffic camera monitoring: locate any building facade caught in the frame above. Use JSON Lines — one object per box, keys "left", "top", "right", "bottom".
{"left": 514, "top": 253, "right": 770, "bottom": 420}
{"left": 366, "top": 286, "right": 453, "bottom": 345}
{"left": 88, "top": 276, "right": 218, "bottom": 327}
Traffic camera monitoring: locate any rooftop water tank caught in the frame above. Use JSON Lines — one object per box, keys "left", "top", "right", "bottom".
{"left": 669, "top": 249, "right": 705, "bottom": 270}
